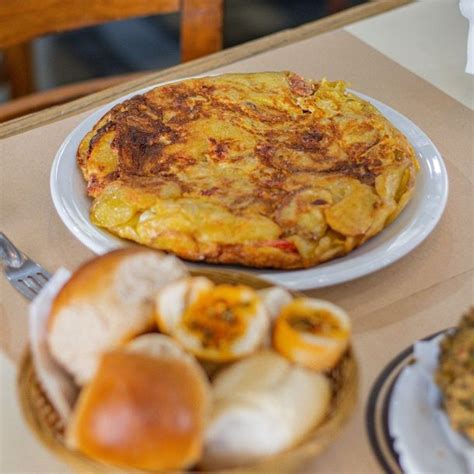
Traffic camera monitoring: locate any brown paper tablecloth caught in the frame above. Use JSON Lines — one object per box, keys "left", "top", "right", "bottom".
{"left": 1, "top": 29, "right": 473, "bottom": 472}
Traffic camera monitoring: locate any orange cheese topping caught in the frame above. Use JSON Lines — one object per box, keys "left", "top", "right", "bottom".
{"left": 181, "top": 285, "right": 258, "bottom": 352}
{"left": 273, "top": 298, "right": 350, "bottom": 371}
{"left": 282, "top": 301, "right": 349, "bottom": 340}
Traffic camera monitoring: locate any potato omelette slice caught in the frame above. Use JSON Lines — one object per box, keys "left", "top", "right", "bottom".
{"left": 77, "top": 72, "right": 419, "bottom": 269}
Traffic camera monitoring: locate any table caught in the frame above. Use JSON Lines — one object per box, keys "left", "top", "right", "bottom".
{"left": 1, "top": 0, "right": 473, "bottom": 472}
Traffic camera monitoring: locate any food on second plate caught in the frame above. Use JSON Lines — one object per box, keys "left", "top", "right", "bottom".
{"left": 156, "top": 277, "right": 269, "bottom": 361}
{"left": 435, "top": 308, "right": 474, "bottom": 442}
{"left": 47, "top": 248, "right": 187, "bottom": 384}
{"left": 201, "top": 350, "right": 331, "bottom": 469}
{"left": 78, "top": 72, "right": 419, "bottom": 269}
{"left": 273, "top": 297, "right": 351, "bottom": 371}
{"left": 67, "top": 334, "right": 211, "bottom": 471}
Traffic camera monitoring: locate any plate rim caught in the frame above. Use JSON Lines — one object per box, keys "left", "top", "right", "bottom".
{"left": 386, "top": 330, "right": 469, "bottom": 473}
{"left": 50, "top": 75, "right": 449, "bottom": 290}
{"left": 365, "top": 329, "right": 450, "bottom": 474}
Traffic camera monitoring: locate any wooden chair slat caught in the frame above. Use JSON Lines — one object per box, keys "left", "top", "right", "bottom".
{"left": 0, "top": 0, "right": 223, "bottom": 116}
{"left": 181, "top": 0, "right": 223, "bottom": 62}
{"left": 0, "top": 0, "right": 180, "bottom": 48}
{"left": 4, "top": 42, "right": 35, "bottom": 97}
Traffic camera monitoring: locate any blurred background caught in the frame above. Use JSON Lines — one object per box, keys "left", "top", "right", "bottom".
{"left": 0, "top": 0, "right": 366, "bottom": 112}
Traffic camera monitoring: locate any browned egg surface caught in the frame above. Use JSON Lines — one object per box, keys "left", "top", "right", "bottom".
{"left": 78, "top": 72, "right": 419, "bottom": 268}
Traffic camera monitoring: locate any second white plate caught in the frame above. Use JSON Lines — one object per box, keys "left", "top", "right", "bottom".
{"left": 389, "top": 334, "right": 473, "bottom": 473}
{"left": 50, "top": 79, "right": 448, "bottom": 290}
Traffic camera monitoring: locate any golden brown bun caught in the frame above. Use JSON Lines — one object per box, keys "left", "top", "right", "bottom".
{"left": 47, "top": 248, "right": 187, "bottom": 384}
{"left": 67, "top": 334, "right": 210, "bottom": 471}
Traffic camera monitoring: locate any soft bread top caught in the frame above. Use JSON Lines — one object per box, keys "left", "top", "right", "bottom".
{"left": 47, "top": 248, "right": 187, "bottom": 384}
{"left": 258, "top": 286, "right": 293, "bottom": 322}
{"left": 202, "top": 351, "right": 331, "bottom": 469}
{"left": 67, "top": 334, "right": 210, "bottom": 471}
{"left": 257, "top": 286, "right": 293, "bottom": 347}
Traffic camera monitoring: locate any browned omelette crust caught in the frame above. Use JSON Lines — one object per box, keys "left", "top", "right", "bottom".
{"left": 78, "top": 72, "right": 419, "bottom": 269}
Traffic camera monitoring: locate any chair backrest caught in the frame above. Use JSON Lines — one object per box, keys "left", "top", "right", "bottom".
{"left": 0, "top": 0, "right": 223, "bottom": 96}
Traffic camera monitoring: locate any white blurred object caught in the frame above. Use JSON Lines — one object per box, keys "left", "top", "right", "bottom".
{"left": 389, "top": 334, "right": 474, "bottom": 474}
{"left": 460, "top": 0, "right": 474, "bottom": 73}
{"left": 29, "top": 268, "right": 78, "bottom": 423}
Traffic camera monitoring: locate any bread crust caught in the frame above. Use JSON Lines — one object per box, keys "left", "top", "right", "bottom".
{"left": 67, "top": 349, "right": 210, "bottom": 470}
{"left": 48, "top": 247, "right": 150, "bottom": 327}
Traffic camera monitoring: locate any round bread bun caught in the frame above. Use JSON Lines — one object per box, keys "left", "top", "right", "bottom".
{"left": 273, "top": 297, "right": 350, "bottom": 371}
{"left": 67, "top": 334, "right": 210, "bottom": 471}
{"left": 155, "top": 276, "right": 213, "bottom": 333}
{"left": 202, "top": 350, "right": 331, "bottom": 469}
{"left": 124, "top": 332, "right": 197, "bottom": 367}
{"left": 47, "top": 248, "right": 187, "bottom": 384}
{"left": 257, "top": 286, "right": 294, "bottom": 347}
{"left": 258, "top": 286, "right": 293, "bottom": 322}
{"left": 156, "top": 277, "right": 269, "bottom": 362}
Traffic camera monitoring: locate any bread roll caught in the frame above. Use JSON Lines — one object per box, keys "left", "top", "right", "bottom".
{"left": 257, "top": 286, "right": 293, "bottom": 347}
{"left": 258, "top": 286, "right": 293, "bottom": 322}
{"left": 47, "top": 248, "right": 187, "bottom": 384}
{"left": 156, "top": 276, "right": 213, "bottom": 333}
{"left": 273, "top": 297, "right": 350, "bottom": 371}
{"left": 156, "top": 277, "right": 269, "bottom": 362}
{"left": 67, "top": 334, "right": 210, "bottom": 471}
{"left": 202, "top": 351, "right": 331, "bottom": 469}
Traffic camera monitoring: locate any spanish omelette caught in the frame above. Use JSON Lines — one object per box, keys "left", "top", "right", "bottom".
{"left": 77, "top": 72, "right": 419, "bottom": 269}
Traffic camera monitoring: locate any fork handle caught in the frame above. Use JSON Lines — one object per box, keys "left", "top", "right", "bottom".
{"left": 0, "top": 232, "right": 26, "bottom": 268}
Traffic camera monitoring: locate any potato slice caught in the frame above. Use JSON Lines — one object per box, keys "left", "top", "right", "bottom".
{"left": 325, "top": 183, "right": 380, "bottom": 236}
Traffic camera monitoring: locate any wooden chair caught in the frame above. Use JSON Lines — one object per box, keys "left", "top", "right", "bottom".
{"left": 0, "top": 0, "right": 223, "bottom": 122}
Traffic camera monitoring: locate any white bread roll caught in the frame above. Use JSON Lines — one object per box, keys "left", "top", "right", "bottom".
{"left": 47, "top": 248, "right": 187, "bottom": 384}
{"left": 125, "top": 332, "right": 193, "bottom": 364}
{"left": 67, "top": 334, "right": 210, "bottom": 471}
{"left": 155, "top": 276, "right": 213, "bottom": 333}
{"left": 202, "top": 351, "right": 331, "bottom": 469}
{"left": 258, "top": 286, "right": 293, "bottom": 322}
{"left": 156, "top": 277, "right": 269, "bottom": 362}
{"left": 258, "top": 286, "right": 294, "bottom": 347}
{"left": 273, "top": 297, "right": 351, "bottom": 371}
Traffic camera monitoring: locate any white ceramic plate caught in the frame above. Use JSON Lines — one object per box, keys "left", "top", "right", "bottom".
{"left": 50, "top": 78, "right": 448, "bottom": 290}
{"left": 389, "top": 334, "right": 473, "bottom": 473}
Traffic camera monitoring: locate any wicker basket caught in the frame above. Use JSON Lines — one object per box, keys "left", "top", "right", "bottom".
{"left": 18, "top": 268, "right": 358, "bottom": 473}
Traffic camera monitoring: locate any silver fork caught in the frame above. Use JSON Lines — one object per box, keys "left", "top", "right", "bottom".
{"left": 0, "top": 232, "right": 51, "bottom": 301}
